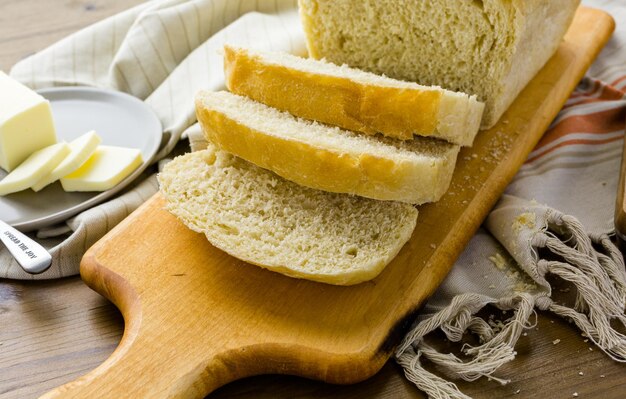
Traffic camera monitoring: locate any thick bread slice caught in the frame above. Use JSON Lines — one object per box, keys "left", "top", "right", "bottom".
{"left": 299, "top": 0, "right": 580, "bottom": 129}
{"left": 223, "top": 45, "right": 484, "bottom": 146}
{"left": 158, "top": 147, "right": 418, "bottom": 286}
{"left": 196, "top": 91, "right": 460, "bottom": 204}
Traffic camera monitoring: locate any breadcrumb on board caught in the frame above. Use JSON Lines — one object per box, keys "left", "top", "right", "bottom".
{"left": 513, "top": 212, "right": 536, "bottom": 232}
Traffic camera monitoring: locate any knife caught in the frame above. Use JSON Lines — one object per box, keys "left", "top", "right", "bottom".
{"left": 614, "top": 129, "right": 626, "bottom": 254}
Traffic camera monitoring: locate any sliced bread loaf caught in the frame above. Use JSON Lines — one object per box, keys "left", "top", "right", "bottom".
{"left": 298, "top": 0, "right": 580, "bottom": 128}
{"left": 223, "top": 45, "right": 484, "bottom": 146}
{"left": 195, "top": 90, "right": 460, "bottom": 204}
{"left": 158, "top": 146, "right": 418, "bottom": 285}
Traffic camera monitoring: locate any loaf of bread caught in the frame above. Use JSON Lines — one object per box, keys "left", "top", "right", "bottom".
{"left": 196, "top": 90, "right": 460, "bottom": 204}
{"left": 223, "top": 45, "right": 484, "bottom": 146}
{"left": 158, "top": 146, "right": 418, "bottom": 285}
{"left": 298, "top": 0, "right": 580, "bottom": 128}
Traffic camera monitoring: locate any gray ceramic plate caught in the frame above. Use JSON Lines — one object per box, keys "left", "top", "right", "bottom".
{"left": 0, "top": 87, "right": 162, "bottom": 232}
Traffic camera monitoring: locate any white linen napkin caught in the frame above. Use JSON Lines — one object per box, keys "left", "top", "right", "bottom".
{"left": 5, "top": 1, "right": 626, "bottom": 397}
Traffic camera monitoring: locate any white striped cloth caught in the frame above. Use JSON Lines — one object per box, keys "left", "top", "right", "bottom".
{"left": 5, "top": 0, "right": 304, "bottom": 279}
{"left": 4, "top": 1, "right": 626, "bottom": 397}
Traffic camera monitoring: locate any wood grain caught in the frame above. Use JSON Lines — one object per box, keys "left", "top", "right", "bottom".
{"left": 0, "top": 0, "right": 145, "bottom": 72}
{"left": 0, "top": 278, "right": 124, "bottom": 399}
{"left": 2, "top": 278, "right": 624, "bottom": 399}
{"left": 0, "top": 2, "right": 624, "bottom": 399}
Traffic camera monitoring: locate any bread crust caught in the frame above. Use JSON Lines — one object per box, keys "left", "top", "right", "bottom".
{"left": 299, "top": 0, "right": 321, "bottom": 60}
{"left": 224, "top": 45, "right": 482, "bottom": 146}
{"left": 195, "top": 92, "right": 459, "bottom": 204}
{"left": 298, "top": 0, "right": 580, "bottom": 130}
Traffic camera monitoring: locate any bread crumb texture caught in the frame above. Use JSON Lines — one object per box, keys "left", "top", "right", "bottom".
{"left": 158, "top": 147, "right": 418, "bottom": 285}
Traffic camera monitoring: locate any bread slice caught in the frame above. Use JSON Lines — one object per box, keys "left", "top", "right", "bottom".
{"left": 223, "top": 45, "right": 484, "bottom": 146}
{"left": 195, "top": 91, "right": 460, "bottom": 204}
{"left": 298, "top": 0, "right": 580, "bottom": 128}
{"left": 157, "top": 147, "right": 418, "bottom": 285}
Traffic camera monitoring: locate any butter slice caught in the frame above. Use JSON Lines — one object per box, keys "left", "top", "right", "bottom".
{"left": 32, "top": 130, "right": 101, "bottom": 192}
{"left": 0, "top": 71, "right": 57, "bottom": 172}
{"left": 61, "top": 145, "right": 143, "bottom": 192}
{"left": 0, "top": 142, "right": 70, "bottom": 196}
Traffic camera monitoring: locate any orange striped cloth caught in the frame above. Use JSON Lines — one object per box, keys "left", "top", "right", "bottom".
{"left": 529, "top": 79, "right": 625, "bottom": 164}
{"left": 507, "top": 75, "right": 625, "bottom": 234}
{"left": 397, "top": 81, "right": 626, "bottom": 397}
{"left": 397, "top": 2, "right": 626, "bottom": 394}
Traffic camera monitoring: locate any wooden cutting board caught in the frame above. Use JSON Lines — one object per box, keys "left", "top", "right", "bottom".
{"left": 43, "top": 7, "right": 614, "bottom": 399}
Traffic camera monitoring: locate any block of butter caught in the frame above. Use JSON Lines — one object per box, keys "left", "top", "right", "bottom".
{"left": 61, "top": 145, "right": 143, "bottom": 192}
{"left": 0, "top": 142, "right": 70, "bottom": 196}
{"left": 32, "top": 130, "right": 101, "bottom": 192}
{"left": 0, "top": 71, "right": 57, "bottom": 172}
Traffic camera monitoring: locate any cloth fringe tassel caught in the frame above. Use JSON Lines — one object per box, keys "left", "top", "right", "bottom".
{"left": 395, "top": 213, "right": 626, "bottom": 399}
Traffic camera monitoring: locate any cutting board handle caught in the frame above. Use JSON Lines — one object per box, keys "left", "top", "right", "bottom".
{"left": 40, "top": 333, "right": 230, "bottom": 398}
{"left": 39, "top": 254, "right": 240, "bottom": 399}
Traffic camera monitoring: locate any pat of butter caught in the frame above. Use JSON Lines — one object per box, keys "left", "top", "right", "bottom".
{"left": 0, "top": 142, "right": 70, "bottom": 196}
{"left": 0, "top": 71, "right": 57, "bottom": 172}
{"left": 32, "top": 130, "right": 101, "bottom": 192}
{"left": 61, "top": 145, "right": 143, "bottom": 192}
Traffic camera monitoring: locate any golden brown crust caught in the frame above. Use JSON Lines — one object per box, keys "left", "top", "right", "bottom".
{"left": 298, "top": 0, "right": 322, "bottom": 59}
{"left": 195, "top": 93, "right": 459, "bottom": 204}
{"left": 224, "top": 45, "right": 443, "bottom": 141}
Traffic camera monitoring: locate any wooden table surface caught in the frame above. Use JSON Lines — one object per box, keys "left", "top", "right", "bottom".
{"left": 0, "top": 1, "right": 624, "bottom": 398}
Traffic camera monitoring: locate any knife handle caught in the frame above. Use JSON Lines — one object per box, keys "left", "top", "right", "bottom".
{"left": 0, "top": 219, "right": 52, "bottom": 274}
{"left": 615, "top": 132, "right": 626, "bottom": 241}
